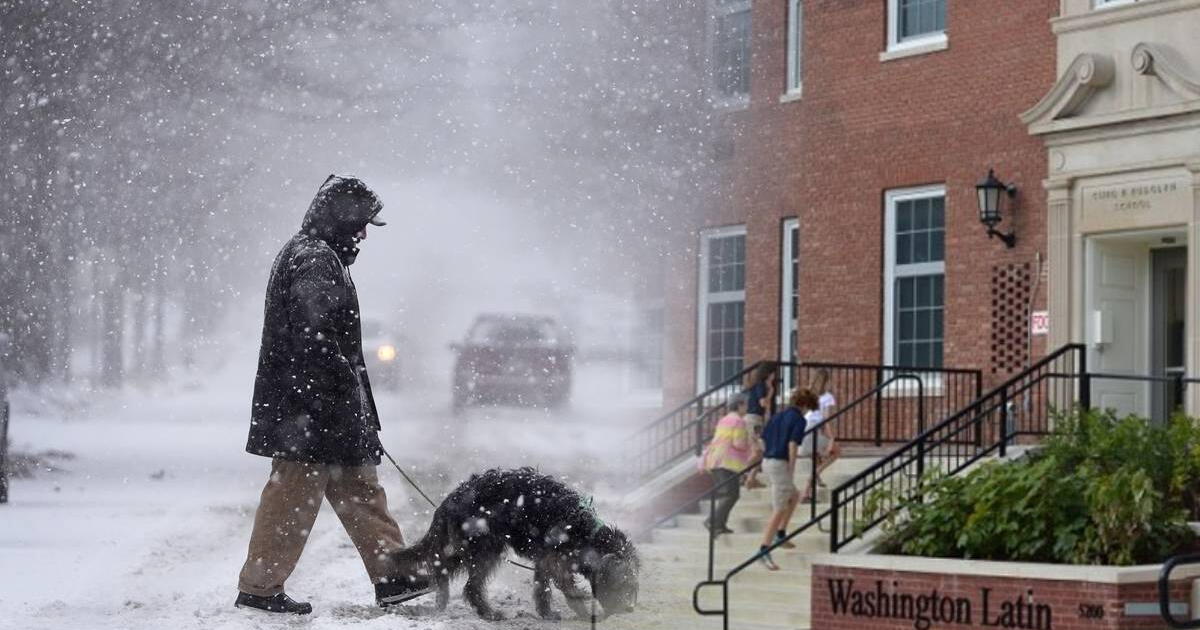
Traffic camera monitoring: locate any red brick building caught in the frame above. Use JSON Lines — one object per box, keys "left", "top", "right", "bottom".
{"left": 663, "top": 0, "right": 1060, "bottom": 404}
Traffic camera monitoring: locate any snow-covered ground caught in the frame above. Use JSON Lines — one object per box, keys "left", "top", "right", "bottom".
{"left": 0, "top": 351, "right": 665, "bottom": 630}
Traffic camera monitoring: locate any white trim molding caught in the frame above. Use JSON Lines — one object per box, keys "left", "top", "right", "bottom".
{"left": 785, "top": 0, "right": 803, "bottom": 96}
{"left": 884, "top": 0, "right": 948, "bottom": 60}
{"left": 780, "top": 218, "right": 800, "bottom": 392}
{"left": 696, "top": 225, "right": 747, "bottom": 393}
{"left": 883, "top": 185, "right": 947, "bottom": 371}
{"left": 708, "top": 0, "right": 753, "bottom": 110}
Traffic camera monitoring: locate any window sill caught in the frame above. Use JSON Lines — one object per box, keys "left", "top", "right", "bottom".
{"left": 879, "top": 36, "right": 948, "bottom": 62}
{"left": 779, "top": 89, "right": 803, "bottom": 104}
{"left": 1093, "top": 0, "right": 1138, "bottom": 10}
{"left": 622, "top": 389, "right": 664, "bottom": 409}
{"left": 711, "top": 94, "right": 750, "bottom": 112}
{"left": 880, "top": 375, "right": 944, "bottom": 398}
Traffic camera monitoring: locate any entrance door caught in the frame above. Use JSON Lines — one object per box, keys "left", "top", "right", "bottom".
{"left": 1152, "top": 247, "right": 1187, "bottom": 420}
{"left": 1085, "top": 239, "right": 1149, "bottom": 417}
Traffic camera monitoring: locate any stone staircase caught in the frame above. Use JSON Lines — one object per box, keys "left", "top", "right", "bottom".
{"left": 631, "top": 456, "right": 882, "bottom": 630}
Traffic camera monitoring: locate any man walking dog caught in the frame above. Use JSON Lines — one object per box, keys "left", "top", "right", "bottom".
{"left": 235, "top": 175, "right": 432, "bottom": 614}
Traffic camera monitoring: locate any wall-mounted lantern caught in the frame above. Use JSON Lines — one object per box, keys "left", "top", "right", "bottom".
{"left": 976, "top": 168, "right": 1017, "bottom": 248}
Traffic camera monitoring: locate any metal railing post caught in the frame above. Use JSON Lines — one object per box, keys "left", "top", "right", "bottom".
{"left": 707, "top": 485, "right": 716, "bottom": 582}
{"left": 916, "top": 433, "right": 926, "bottom": 503}
{"left": 829, "top": 487, "right": 840, "bottom": 552}
{"left": 999, "top": 386, "right": 1009, "bottom": 458}
{"left": 1078, "top": 347, "right": 1091, "bottom": 410}
{"left": 874, "top": 367, "right": 884, "bottom": 446}
{"left": 810, "top": 436, "right": 819, "bottom": 520}
{"left": 722, "top": 582, "right": 730, "bottom": 630}
{"left": 917, "top": 380, "right": 926, "bottom": 434}
{"left": 0, "top": 395, "right": 7, "bottom": 504}
{"left": 973, "top": 397, "right": 984, "bottom": 449}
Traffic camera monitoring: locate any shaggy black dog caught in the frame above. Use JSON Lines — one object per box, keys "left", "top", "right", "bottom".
{"left": 391, "top": 467, "right": 639, "bottom": 621}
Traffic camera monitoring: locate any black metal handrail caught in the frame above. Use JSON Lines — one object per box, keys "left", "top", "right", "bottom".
{"left": 635, "top": 365, "right": 963, "bottom": 542}
{"left": 1160, "top": 553, "right": 1200, "bottom": 628}
{"left": 626, "top": 361, "right": 780, "bottom": 481}
{"left": 689, "top": 343, "right": 1200, "bottom": 628}
{"left": 691, "top": 374, "right": 923, "bottom": 628}
{"left": 829, "top": 343, "right": 1086, "bottom": 552}
{"left": 626, "top": 360, "right": 981, "bottom": 482}
{"left": 797, "top": 374, "right": 924, "bottom": 522}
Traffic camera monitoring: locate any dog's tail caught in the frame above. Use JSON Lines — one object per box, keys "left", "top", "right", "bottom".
{"left": 392, "top": 504, "right": 453, "bottom": 577}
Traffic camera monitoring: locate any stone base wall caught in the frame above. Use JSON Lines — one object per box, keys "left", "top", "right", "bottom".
{"left": 811, "top": 560, "right": 1193, "bottom": 630}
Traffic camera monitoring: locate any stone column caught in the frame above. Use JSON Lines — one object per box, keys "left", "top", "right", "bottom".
{"left": 1045, "top": 177, "right": 1074, "bottom": 352}
{"left": 1187, "top": 162, "right": 1200, "bottom": 416}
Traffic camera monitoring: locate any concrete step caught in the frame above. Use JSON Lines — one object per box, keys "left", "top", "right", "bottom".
{"left": 649, "top": 528, "right": 828, "bottom": 552}
{"left": 679, "top": 503, "right": 833, "bottom": 531}
{"left": 634, "top": 456, "right": 893, "bottom": 630}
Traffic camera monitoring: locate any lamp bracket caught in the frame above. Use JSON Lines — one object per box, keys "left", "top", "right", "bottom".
{"left": 987, "top": 227, "right": 1018, "bottom": 249}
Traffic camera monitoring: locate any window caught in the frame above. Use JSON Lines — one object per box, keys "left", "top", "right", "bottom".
{"left": 712, "top": 0, "right": 751, "bottom": 102}
{"left": 885, "top": 187, "right": 945, "bottom": 369}
{"left": 1094, "top": 0, "right": 1140, "bottom": 7}
{"left": 698, "top": 227, "right": 746, "bottom": 390}
{"left": 630, "top": 302, "right": 664, "bottom": 393}
{"left": 785, "top": 0, "right": 803, "bottom": 96}
{"left": 780, "top": 219, "right": 800, "bottom": 392}
{"left": 886, "top": 0, "right": 947, "bottom": 55}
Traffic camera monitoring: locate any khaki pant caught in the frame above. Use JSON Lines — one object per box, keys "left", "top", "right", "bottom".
{"left": 238, "top": 458, "right": 406, "bottom": 597}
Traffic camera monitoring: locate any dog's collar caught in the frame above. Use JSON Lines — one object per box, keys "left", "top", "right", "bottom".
{"left": 581, "top": 496, "right": 606, "bottom": 537}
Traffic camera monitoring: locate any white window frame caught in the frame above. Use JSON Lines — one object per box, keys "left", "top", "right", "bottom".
{"left": 697, "top": 225, "right": 747, "bottom": 393}
{"left": 884, "top": 186, "right": 946, "bottom": 392}
{"left": 784, "top": 0, "right": 803, "bottom": 99}
{"left": 625, "top": 300, "right": 665, "bottom": 406}
{"left": 1093, "top": 0, "right": 1139, "bottom": 8}
{"left": 709, "top": 0, "right": 752, "bottom": 109}
{"left": 780, "top": 218, "right": 800, "bottom": 393}
{"left": 883, "top": 0, "right": 948, "bottom": 60}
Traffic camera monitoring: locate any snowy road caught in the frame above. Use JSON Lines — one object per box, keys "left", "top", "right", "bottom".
{"left": 0, "top": 357, "right": 662, "bottom": 630}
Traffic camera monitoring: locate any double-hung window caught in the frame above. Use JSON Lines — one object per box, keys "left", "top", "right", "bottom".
{"left": 780, "top": 219, "right": 800, "bottom": 392}
{"left": 711, "top": 0, "right": 751, "bottom": 104}
{"left": 698, "top": 227, "right": 746, "bottom": 390}
{"left": 885, "top": 0, "right": 947, "bottom": 56}
{"left": 885, "top": 187, "right": 945, "bottom": 369}
{"left": 785, "top": 0, "right": 803, "bottom": 96}
{"left": 629, "top": 302, "right": 665, "bottom": 396}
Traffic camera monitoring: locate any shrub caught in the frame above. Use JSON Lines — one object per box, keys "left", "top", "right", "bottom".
{"left": 865, "top": 409, "right": 1200, "bottom": 566}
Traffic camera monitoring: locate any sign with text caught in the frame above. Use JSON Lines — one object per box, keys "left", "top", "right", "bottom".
{"left": 812, "top": 563, "right": 1194, "bottom": 630}
{"left": 1078, "top": 173, "right": 1191, "bottom": 232}
{"left": 1030, "top": 311, "right": 1049, "bottom": 336}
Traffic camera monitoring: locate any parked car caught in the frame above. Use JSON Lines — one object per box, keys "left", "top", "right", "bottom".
{"left": 362, "top": 317, "right": 403, "bottom": 391}
{"left": 451, "top": 314, "right": 573, "bottom": 410}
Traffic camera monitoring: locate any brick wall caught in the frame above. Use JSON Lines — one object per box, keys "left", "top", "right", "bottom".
{"left": 665, "top": 0, "right": 1059, "bottom": 407}
{"left": 810, "top": 563, "right": 1192, "bottom": 630}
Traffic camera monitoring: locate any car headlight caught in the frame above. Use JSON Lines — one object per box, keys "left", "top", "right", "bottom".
{"left": 376, "top": 345, "right": 397, "bottom": 362}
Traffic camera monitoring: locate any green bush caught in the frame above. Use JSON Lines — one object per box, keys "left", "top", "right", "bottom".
{"left": 865, "top": 409, "right": 1200, "bottom": 565}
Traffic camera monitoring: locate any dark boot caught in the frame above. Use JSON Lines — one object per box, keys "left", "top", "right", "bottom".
{"left": 376, "top": 574, "right": 436, "bottom": 607}
{"left": 234, "top": 591, "right": 312, "bottom": 614}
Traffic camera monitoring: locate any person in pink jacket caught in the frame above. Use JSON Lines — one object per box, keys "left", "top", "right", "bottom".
{"left": 699, "top": 393, "right": 759, "bottom": 536}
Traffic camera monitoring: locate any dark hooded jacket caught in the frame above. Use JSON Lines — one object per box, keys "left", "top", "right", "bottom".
{"left": 246, "top": 175, "right": 385, "bottom": 465}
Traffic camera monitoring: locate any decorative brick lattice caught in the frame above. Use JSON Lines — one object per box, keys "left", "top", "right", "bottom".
{"left": 991, "top": 263, "right": 1031, "bottom": 374}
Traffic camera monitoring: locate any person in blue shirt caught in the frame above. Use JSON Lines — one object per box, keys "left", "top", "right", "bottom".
{"left": 755, "top": 388, "right": 819, "bottom": 571}
{"left": 740, "top": 364, "right": 776, "bottom": 489}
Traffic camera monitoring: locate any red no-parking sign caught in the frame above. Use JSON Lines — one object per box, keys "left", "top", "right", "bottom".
{"left": 1031, "top": 311, "right": 1050, "bottom": 336}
